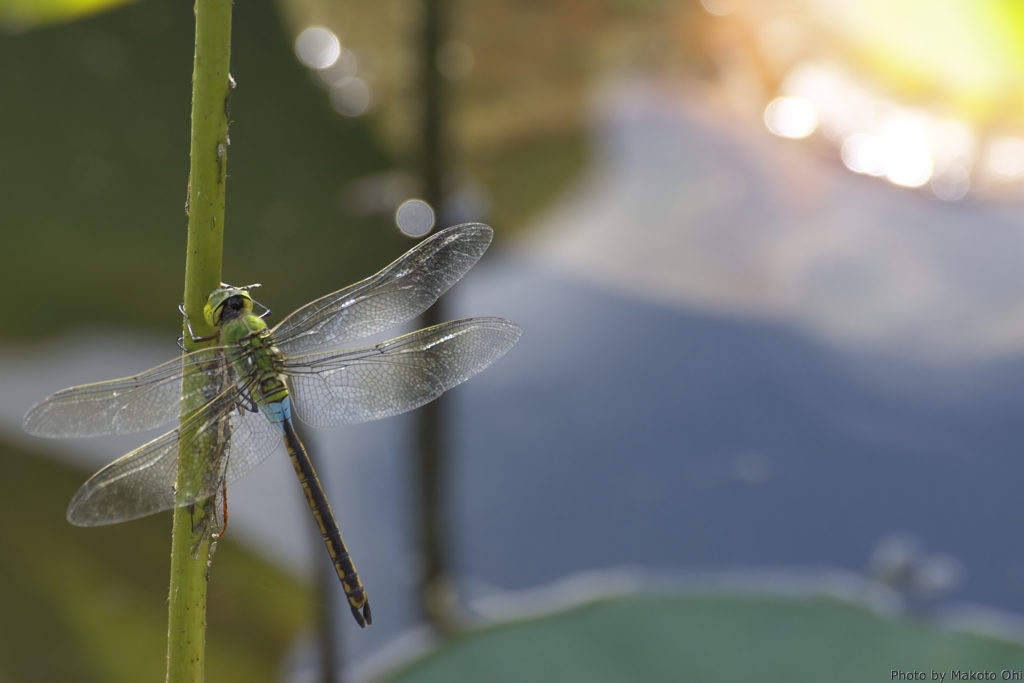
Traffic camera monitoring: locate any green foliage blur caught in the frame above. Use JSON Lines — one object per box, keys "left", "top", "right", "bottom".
{"left": 0, "top": 0, "right": 404, "bottom": 342}
{"left": 0, "top": 439, "right": 310, "bottom": 683}
{"left": 0, "top": 0, "right": 133, "bottom": 29}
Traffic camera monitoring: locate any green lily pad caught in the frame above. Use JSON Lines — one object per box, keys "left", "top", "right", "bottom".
{"left": 382, "top": 595, "right": 1024, "bottom": 683}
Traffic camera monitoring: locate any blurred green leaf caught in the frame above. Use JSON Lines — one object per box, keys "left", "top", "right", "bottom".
{"left": 0, "top": 439, "right": 311, "bottom": 683}
{"left": 0, "top": 0, "right": 137, "bottom": 30}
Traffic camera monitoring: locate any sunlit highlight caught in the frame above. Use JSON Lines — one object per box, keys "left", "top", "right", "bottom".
{"left": 884, "top": 147, "right": 933, "bottom": 188}
{"left": 842, "top": 133, "right": 884, "bottom": 175}
{"left": 774, "top": 62, "right": 994, "bottom": 197}
{"left": 781, "top": 64, "right": 873, "bottom": 141}
{"left": 764, "top": 97, "right": 817, "bottom": 139}
{"left": 701, "top": 0, "right": 739, "bottom": 16}
{"left": 295, "top": 27, "right": 340, "bottom": 69}
{"left": 879, "top": 111, "right": 933, "bottom": 188}
{"left": 931, "top": 119, "right": 975, "bottom": 167}
{"left": 986, "top": 137, "right": 1024, "bottom": 179}
{"left": 840, "top": 132, "right": 932, "bottom": 188}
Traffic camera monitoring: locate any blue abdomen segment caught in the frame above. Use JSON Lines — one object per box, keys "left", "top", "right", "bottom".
{"left": 262, "top": 395, "right": 293, "bottom": 434}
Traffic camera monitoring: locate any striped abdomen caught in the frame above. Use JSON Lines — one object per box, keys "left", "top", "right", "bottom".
{"left": 281, "top": 417, "right": 372, "bottom": 627}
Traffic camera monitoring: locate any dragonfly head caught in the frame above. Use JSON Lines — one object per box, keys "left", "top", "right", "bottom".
{"left": 204, "top": 284, "right": 255, "bottom": 327}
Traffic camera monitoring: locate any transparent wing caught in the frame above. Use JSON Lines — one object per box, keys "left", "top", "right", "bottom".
{"left": 285, "top": 317, "right": 521, "bottom": 428}
{"left": 66, "top": 386, "right": 284, "bottom": 526}
{"left": 272, "top": 223, "right": 493, "bottom": 355}
{"left": 23, "top": 345, "right": 241, "bottom": 438}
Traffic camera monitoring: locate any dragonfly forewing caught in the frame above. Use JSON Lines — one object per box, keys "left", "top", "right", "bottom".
{"left": 67, "top": 385, "right": 284, "bottom": 526}
{"left": 284, "top": 317, "right": 521, "bottom": 428}
{"left": 23, "top": 345, "right": 240, "bottom": 438}
{"left": 272, "top": 223, "right": 494, "bottom": 355}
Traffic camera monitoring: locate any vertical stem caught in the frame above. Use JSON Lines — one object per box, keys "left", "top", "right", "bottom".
{"left": 167, "top": 0, "right": 232, "bottom": 680}
{"left": 422, "top": 0, "right": 445, "bottom": 217}
{"left": 181, "top": 0, "right": 232, "bottom": 323}
{"left": 415, "top": 0, "right": 459, "bottom": 634}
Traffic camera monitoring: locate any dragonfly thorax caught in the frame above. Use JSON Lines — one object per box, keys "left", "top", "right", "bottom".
{"left": 221, "top": 319, "right": 285, "bottom": 380}
{"left": 221, "top": 320, "right": 291, "bottom": 422}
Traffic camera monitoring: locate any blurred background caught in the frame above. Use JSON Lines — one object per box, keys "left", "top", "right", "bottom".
{"left": 7, "top": 0, "right": 1024, "bottom": 680}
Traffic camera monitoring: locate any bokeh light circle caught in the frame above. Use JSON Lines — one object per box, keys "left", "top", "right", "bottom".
{"left": 842, "top": 133, "right": 885, "bottom": 175}
{"left": 764, "top": 97, "right": 818, "bottom": 139}
{"left": 330, "top": 78, "right": 370, "bottom": 117}
{"left": 987, "top": 137, "right": 1024, "bottom": 179}
{"left": 295, "top": 27, "right": 340, "bottom": 69}
{"left": 885, "top": 149, "right": 933, "bottom": 188}
{"left": 396, "top": 200, "right": 435, "bottom": 237}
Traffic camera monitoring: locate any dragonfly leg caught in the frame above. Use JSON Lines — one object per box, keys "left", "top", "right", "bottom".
{"left": 216, "top": 479, "right": 229, "bottom": 538}
{"left": 187, "top": 489, "right": 227, "bottom": 561}
{"left": 253, "top": 298, "right": 272, "bottom": 319}
{"left": 188, "top": 501, "right": 212, "bottom": 560}
{"left": 178, "top": 303, "right": 219, "bottom": 348}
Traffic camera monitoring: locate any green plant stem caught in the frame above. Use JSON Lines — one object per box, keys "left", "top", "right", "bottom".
{"left": 167, "top": 0, "right": 232, "bottom": 680}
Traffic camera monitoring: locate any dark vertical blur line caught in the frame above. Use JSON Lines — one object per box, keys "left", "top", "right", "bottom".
{"left": 300, "top": 425, "right": 340, "bottom": 683}
{"left": 316, "top": 515, "right": 339, "bottom": 683}
{"left": 422, "top": 0, "right": 446, "bottom": 219}
{"left": 415, "top": 0, "right": 459, "bottom": 634}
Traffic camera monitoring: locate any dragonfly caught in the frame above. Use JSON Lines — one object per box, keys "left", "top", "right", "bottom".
{"left": 23, "top": 222, "right": 520, "bottom": 628}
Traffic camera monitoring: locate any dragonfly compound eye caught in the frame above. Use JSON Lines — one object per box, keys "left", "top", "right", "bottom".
{"left": 204, "top": 287, "right": 253, "bottom": 327}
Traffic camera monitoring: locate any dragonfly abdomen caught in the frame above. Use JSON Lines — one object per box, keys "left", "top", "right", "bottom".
{"left": 281, "top": 418, "right": 372, "bottom": 628}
